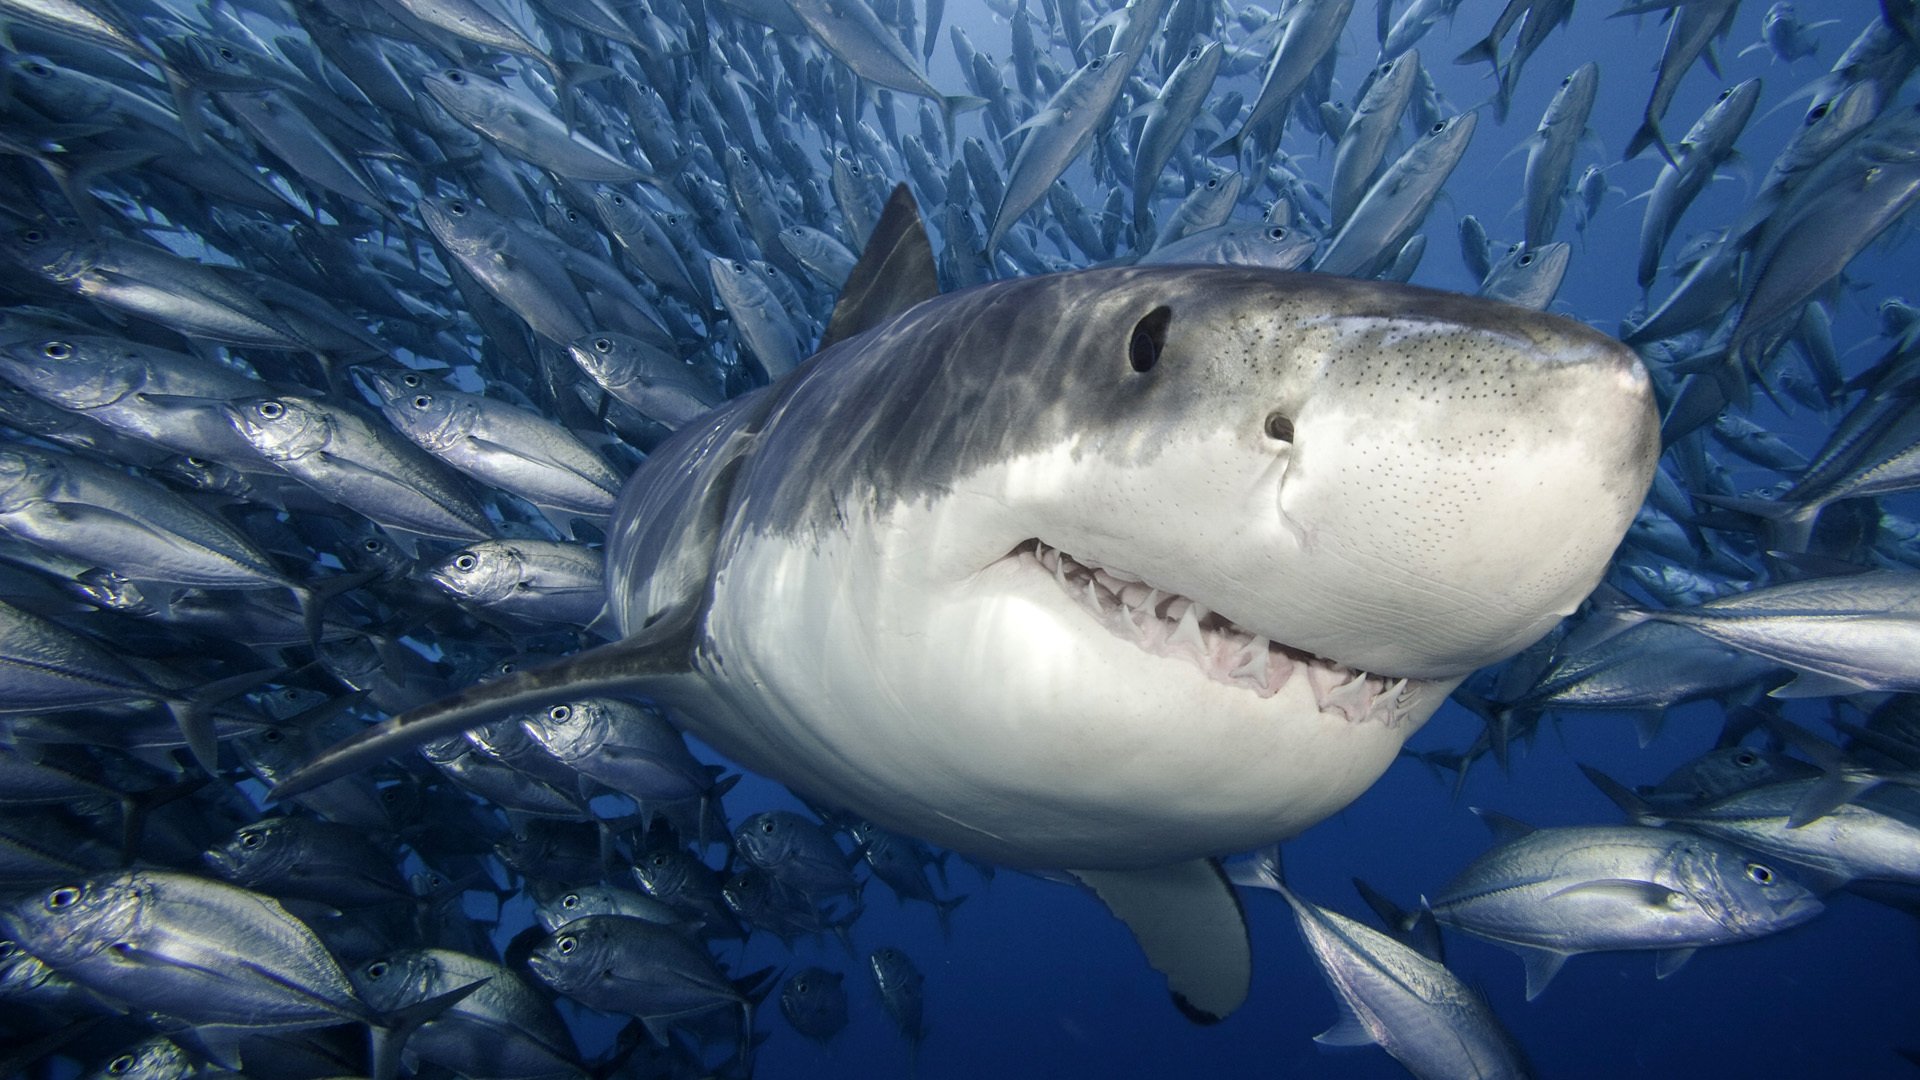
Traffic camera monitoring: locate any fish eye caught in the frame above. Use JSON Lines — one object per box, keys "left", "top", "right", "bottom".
{"left": 411, "top": 395, "right": 432, "bottom": 409}
{"left": 108, "top": 1055, "right": 134, "bottom": 1075}
{"left": 0, "top": 941, "right": 16, "bottom": 959}
{"left": 363, "top": 538, "right": 383, "bottom": 552}
{"left": 498, "top": 661, "right": 517, "bottom": 674}
{"left": 1717, "top": 88, "right": 1733, "bottom": 101}
{"left": 1089, "top": 57, "right": 1103, "bottom": 69}
{"left": 184, "top": 456, "right": 207, "bottom": 467}
{"left": 1128, "top": 306, "right": 1170, "bottom": 373}
{"left": 1518, "top": 253, "right": 1534, "bottom": 266}
{"left": 650, "top": 853, "right": 667, "bottom": 866}
{"left": 549, "top": 704, "right": 571, "bottom": 722}
{"left": 1430, "top": 121, "right": 1447, "bottom": 135}
{"left": 1264, "top": 411, "right": 1294, "bottom": 442}
{"left": 593, "top": 337, "right": 613, "bottom": 353}
{"left": 454, "top": 553, "right": 478, "bottom": 572}
{"left": 257, "top": 400, "right": 285, "bottom": 420}
{"left": 20, "top": 228, "right": 44, "bottom": 244}
{"left": 565, "top": 210, "right": 580, "bottom": 222}
{"left": 448, "top": 200, "right": 468, "bottom": 215}
{"left": 445, "top": 69, "right": 465, "bottom": 83}
{"left": 729, "top": 261, "right": 744, "bottom": 273}
{"left": 262, "top": 729, "right": 284, "bottom": 743}
{"left": 1561, "top": 74, "right": 1572, "bottom": 87}
{"left": 1746, "top": 863, "right": 1776, "bottom": 885}
{"left": 1205, "top": 176, "right": 1221, "bottom": 189}
{"left": 40, "top": 341, "right": 70, "bottom": 360}
{"left": 1734, "top": 751, "right": 1758, "bottom": 767}
{"left": 556, "top": 935, "right": 577, "bottom": 954}
{"left": 610, "top": 194, "right": 626, "bottom": 206}
{"left": 1806, "top": 103, "right": 1830, "bottom": 123}
{"left": 562, "top": 893, "right": 579, "bottom": 908}
{"left": 401, "top": 373, "right": 422, "bottom": 388}
{"left": 24, "top": 62, "right": 49, "bottom": 77}
{"left": 218, "top": 46, "right": 237, "bottom": 62}
{"left": 366, "top": 960, "right": 388, "bottom": 979}
{"left": 46, "top": 887, "right": 78, "bottom": 910}
{"left": 1266, "top": 226, "right": 1287, "bottom": 239}
{"left": 240, "top": 831, "right": 263, "bottom": 848}
{"left": 760, "top": 820, "right": 776, "bottom": 833}
{"left": 794, "top": 977, "right": 808, "bottom": 991}
{"left": 1189, "top": 46, "right": 1202, "bottom": 59}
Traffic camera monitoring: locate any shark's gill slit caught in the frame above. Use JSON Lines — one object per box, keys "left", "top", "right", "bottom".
{"left": 1004, "top": 539, "right": 1410, "bottom": 721}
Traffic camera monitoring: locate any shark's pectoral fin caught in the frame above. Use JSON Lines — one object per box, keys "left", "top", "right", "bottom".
{"left": 269, "top": 613, "right": 701, "bottom": 801}
{"left": 1070, "top": 859, "right": 1251, "bottom": 1024}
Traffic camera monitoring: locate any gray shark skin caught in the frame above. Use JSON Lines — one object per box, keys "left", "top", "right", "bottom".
{"left": 277, "top": 194, "right": 1659, "bottom": 1024}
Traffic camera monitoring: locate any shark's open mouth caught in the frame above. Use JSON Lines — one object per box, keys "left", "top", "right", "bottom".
{"left": 1008, "top": 539, "right": 1415, "bottom": 722}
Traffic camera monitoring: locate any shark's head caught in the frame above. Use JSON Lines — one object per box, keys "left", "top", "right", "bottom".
{"left": 656, "top": 267, "right": 1659, "bottom": 870}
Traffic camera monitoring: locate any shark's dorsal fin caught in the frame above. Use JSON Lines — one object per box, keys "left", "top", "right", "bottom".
{"left": 818, "top": 183, "right": 940, "bottom": 352}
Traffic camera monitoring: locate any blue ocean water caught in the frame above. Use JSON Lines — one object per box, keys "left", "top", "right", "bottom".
{"left": 0, "top": 0, "right": 1915, "bottom": 1076}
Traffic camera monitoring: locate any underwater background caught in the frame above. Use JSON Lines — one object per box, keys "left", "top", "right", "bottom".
{"left": 0, "top": 0, "right": 1916, "bottom": 1076}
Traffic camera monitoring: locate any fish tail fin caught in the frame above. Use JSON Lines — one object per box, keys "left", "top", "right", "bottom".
{"left": 1455, "top": 35, "right": 1500, "bottom": 68}
{"left": 1624, "top": 116, "right": 1674, "bottom": 165}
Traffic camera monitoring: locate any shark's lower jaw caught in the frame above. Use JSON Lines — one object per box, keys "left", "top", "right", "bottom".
{"left": 1008, "top": 539, "right": 1419, "bottom": 724}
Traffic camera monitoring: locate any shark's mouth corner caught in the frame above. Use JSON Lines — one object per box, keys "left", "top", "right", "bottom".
{"left": 1004, "top": 539, "right": 1421, "bottom": 724}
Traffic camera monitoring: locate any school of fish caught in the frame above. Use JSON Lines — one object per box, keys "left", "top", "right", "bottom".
{"left": 0, "top": 0, "right": 1916, "bottom": 1076}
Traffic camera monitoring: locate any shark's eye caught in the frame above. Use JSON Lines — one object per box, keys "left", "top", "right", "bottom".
{"left": 1265, "top": 412, "right": 1294, "bottom": 442}
{"left": 1746, "top": 863, "right": 1776, "bottom": 886}
{"left": 1128, "top": 307, "right": 1171, "bottom": 373}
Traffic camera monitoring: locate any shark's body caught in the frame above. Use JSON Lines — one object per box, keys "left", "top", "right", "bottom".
{"left": 278, "top": 190, "right": 1660, "bottom": 1021}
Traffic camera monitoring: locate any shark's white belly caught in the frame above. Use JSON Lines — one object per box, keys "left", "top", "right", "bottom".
{"left": 683, "top": 505, "right": 1458, "bottom": 871}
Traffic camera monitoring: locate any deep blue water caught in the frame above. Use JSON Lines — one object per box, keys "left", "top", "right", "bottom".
{"left": 3, "top": 0, "right": 1917, "bottom": 1076}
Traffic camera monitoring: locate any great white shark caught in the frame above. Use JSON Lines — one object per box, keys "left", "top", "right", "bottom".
{"left": 276, "top": 187, "right": 1661, "bottom": 1021}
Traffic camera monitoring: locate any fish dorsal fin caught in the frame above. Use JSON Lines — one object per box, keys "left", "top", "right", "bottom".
{"left": 818, "top": 183, "right": 940, "bottom": 352}
{"left": 1070, "top": 859, "right": 1251, "bottom": 1024}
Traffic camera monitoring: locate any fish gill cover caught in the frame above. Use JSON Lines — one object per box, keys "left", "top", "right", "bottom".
{"left": 0, "top": 0, "right": 1915, "bottom": 1077}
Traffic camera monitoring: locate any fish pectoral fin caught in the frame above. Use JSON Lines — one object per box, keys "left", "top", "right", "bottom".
{"left": 1515, "top": 945, "right": 1570, "bottom": 1001}
{"left": 1311, "top": 1002, "right": 1376, "bottom": 1047}
{"left": 1768, "top": 667, "right": 1875, "bottom": 699}
{"left": 1070, "top": 858, "right": 1251, "bottom": 1024}
{"left": 1542, "top": 878, "right": 1682, "bottom": 906}
{"left": 1654, "top": 947, "right": 1697, "bottom": 979}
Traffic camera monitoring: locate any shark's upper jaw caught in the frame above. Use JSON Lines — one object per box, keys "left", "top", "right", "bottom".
{"left": 1002, "top": 538, "right": 1422, "bottom": 725}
